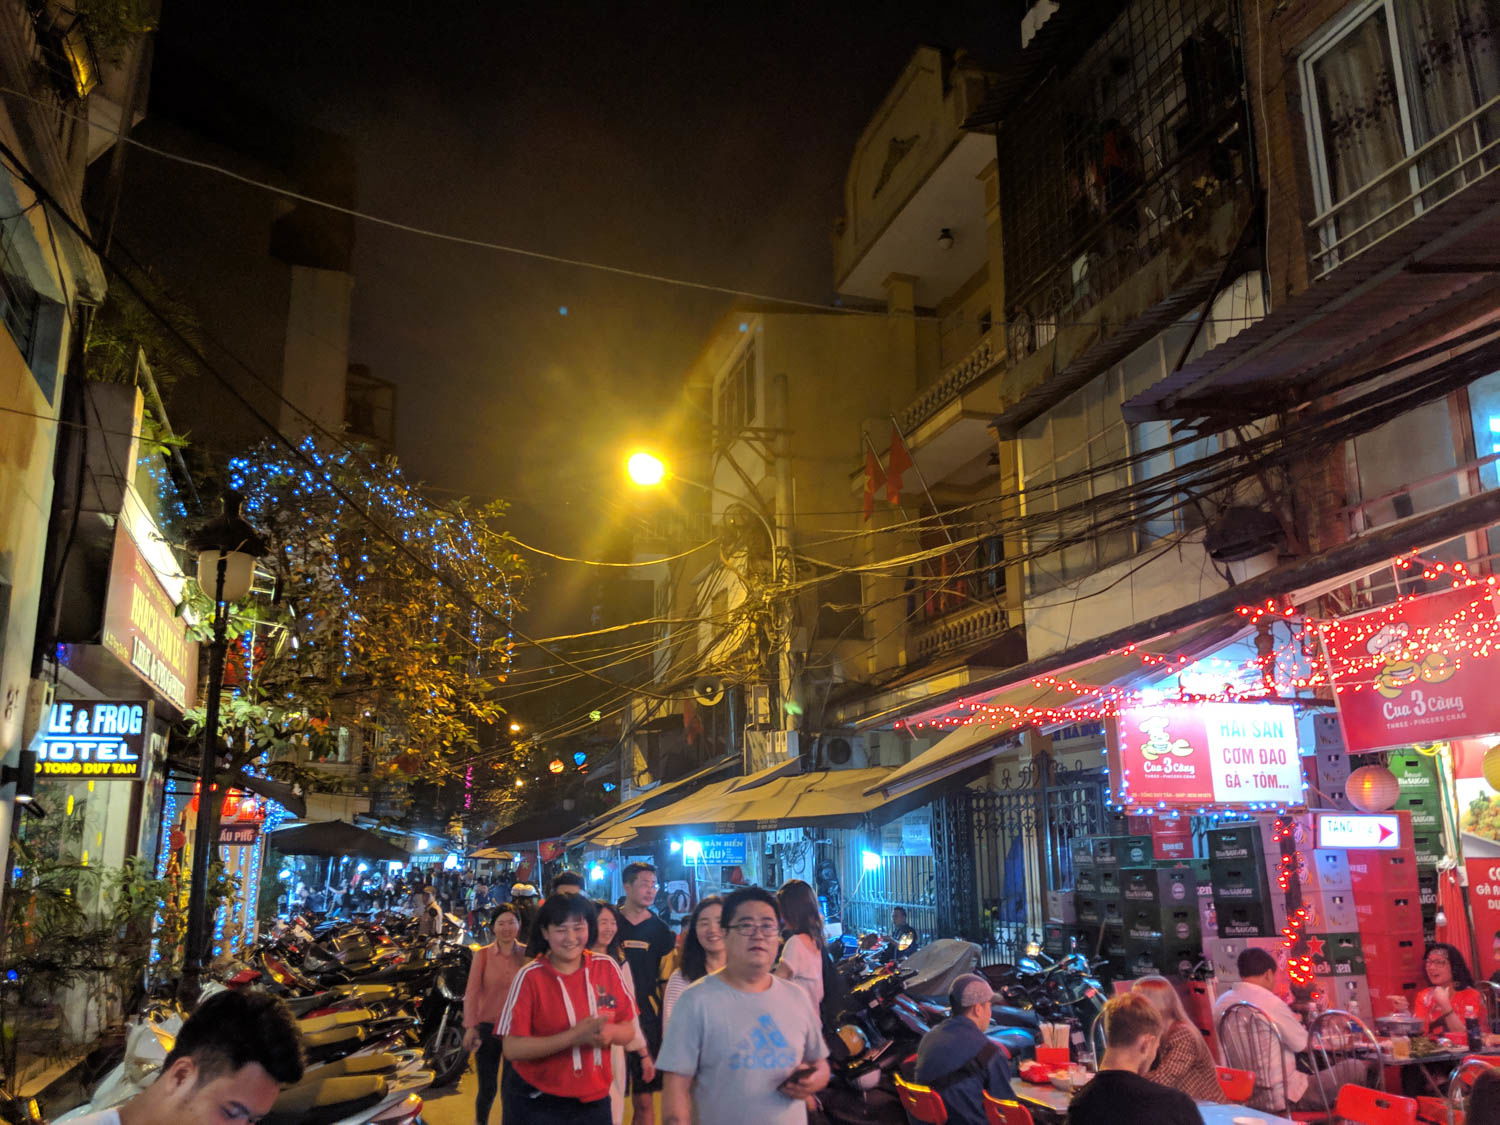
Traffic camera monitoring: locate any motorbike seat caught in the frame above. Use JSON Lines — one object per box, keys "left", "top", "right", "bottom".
{"left": 299, "top": 1052, "right": 401, "bottom": 1080}
{"left": 301, "top": 1024, "right": 365, "bottom": 1049}
{"left": 281, "top": 992, "right": 338, "bottom": 1017}
{"left": 265, "top": 1074, "right": 386, "bottom": 1125}
{"left": 989, "top": 1004, "right": 1041, "bottom": 1030}
{"left": 336, "top": 983, "right": 398, "bottom": 1002}
{"left": 298, "top": 1009, "right": 372, "bottom": 1035}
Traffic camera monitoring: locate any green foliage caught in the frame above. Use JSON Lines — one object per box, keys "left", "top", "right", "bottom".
{"left": 74, "top": 0, "right": 156, "bottom": 53}
{"left": 178, "top": 440, "right": 528, "bottom": 813}
{"left": 0, "top": 838, "right": 172, "bottom": 1092}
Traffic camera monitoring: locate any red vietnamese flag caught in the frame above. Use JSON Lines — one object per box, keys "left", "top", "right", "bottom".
{"left": 862, "top": 450, "right": 885, "bottom": 520}
{"left": 886, "top": 425, "right": 912, "bottom": 504}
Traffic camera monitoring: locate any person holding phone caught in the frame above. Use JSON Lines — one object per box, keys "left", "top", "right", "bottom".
{"left": 657, "top": 885, "right": 828, "bottom": 1125}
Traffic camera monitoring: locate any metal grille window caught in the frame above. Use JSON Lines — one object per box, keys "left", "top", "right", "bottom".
{"left": 715, "top": 339, "right": 758, "bottom": 441}
{"left": 1000, "top": 0, "right": 1245, "bottom": 352}
{"left": 0, "top": 223, "right": 39, "bottom": 363}
{"left": 1020, "top": 368, "right": 1135, "bottom": 595}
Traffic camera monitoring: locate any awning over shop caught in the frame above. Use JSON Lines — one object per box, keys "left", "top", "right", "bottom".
{"left": 468, "top": 847, "right": 515, "bottom": 861}
{"left": 565, "top": 756, "right": 737, "bottom": 847}
{"left": 615, "top": 764, "right": 983, "bottom": 838}
{"left": 486, "top": 809, "right": 577, "bottom": 850}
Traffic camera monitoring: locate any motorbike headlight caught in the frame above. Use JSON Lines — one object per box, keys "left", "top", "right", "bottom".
{"left": 836, "top": 1024, "right": 867, "bottom": 1055}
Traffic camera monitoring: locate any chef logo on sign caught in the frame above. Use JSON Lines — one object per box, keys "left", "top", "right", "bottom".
{"left": 1366, "top": 622, "right": 1456, "bottom": 699}
{"left": 1138, "top": 714, "right": 1194, "bottom": 762}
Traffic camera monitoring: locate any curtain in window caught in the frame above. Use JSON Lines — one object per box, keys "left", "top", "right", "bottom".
{"left": 1310, "top": 7, "right": 1407, "bottom": 251}
{"left": 1399, "top": 0, "right": 1499, "bottom": 192}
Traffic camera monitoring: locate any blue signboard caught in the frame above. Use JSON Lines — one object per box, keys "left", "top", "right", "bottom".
{"left": 684, "top": 834, "right": 747, "bottom": 865}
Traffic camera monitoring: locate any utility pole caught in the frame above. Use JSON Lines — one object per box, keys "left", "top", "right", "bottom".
{"left": 771, "top": 373, "right": 798, "bottom": 730}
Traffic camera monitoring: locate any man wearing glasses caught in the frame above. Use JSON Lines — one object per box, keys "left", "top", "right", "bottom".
{"left": 617, "top": 862, "right": 675, "bottom": 1124}
{"left": 658, "top": 885, "right": 830, "bottom": 1124}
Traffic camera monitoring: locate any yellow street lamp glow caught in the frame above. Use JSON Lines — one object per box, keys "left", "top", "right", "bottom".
{"left": 508, "top": 720, "right": 522, "bottom": 734}
{"left": 626, "top": 451, "right": 667, "bottom": 488}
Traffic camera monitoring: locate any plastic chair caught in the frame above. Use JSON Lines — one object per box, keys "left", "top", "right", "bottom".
{"left": 1334, "top": 1083, "right": 1418, "bottom": 1125}
{"left": 1217, "top": 1065, "right": 1255, "bottom": 1102}
{"left": 1216, "top": 1000, "right": 1330, "bottom": 1120}
{"left": 895, "top": 1073, "right": 949, "bottom": 1125}
{"left": 1308, "top": 1009, "right": 1384, "bottom": 1093}
{"left": 1480, "top": 981, "right": 1500, "bottom": 1034}
{"left": 1444, "top": 1055, "right": 1500, "bottom": 1125}
{"left": 982, "top": 1092, "right": 1034, "bottom": 1125}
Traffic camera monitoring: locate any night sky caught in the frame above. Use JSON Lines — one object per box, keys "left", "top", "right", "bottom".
{"left": 146, "top": 1, "right": 1016, "bottom": 628}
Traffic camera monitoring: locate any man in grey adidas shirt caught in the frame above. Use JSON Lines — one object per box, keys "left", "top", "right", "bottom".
{"left": 658, "top": 885, "right": 829, "bottom": 1125}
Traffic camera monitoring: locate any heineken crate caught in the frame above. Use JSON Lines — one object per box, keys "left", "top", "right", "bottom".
{"left": 1311, "top": 932, "right": 1366, "bottom": 977}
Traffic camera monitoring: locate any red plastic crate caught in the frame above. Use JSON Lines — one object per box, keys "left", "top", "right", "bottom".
{"left": 1346, "top": 849, "right": 1421, "bottom": 891}
{"left": 1360, "top": 928, "right": 1427, "bottom": 980}
{"left": 1352, "top": 891, "right": 1425, "bottom": 932}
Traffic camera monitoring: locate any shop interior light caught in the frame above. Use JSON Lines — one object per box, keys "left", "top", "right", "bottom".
{"left": 415, "top": 838, "right": 428, "bottom": 851}
{"left": 861, "top": 850, "right": 882, "bottom": 872}
{"left": 590, "top": 863, "right": 606, "bottom": 882}
{"left": 683, "top": 838, "right": 704, "bottom": 861}
{"left": 443, "top": 854, "right": 459, "bottom": 870}
{"left": 669, "top": 840, "right": 682, "bottom": 854}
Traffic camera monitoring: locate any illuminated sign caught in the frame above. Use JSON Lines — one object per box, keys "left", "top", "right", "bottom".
{"left": 1109, "top": 701, "right": 1304, "bottom": 807}
{"left": 101, "top": 523, "right": 198, "bottom": 711}
{"left": 219, "top": 823, "right": 260, "bottom": 846}
{"left": 1318, "top": 813, "right": 1400, "bottom": 849}
{"left": 682, "top": 835, "right": 747, "bottom": 865}
{"left": 38, "top": 700, "right": 149, "bottom": 779}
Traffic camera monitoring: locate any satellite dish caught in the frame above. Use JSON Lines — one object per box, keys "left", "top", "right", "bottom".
{"left": 693, "top": 677, "right": 725, "bottom": 707}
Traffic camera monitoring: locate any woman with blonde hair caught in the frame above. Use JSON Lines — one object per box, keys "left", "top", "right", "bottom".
{"left": 1132, "top": 974, "right": 1223, "bottom": 1102}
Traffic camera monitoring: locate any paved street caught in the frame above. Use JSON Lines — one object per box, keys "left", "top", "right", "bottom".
{"left": 420, "top": 1069, "right": 653, "bottom": 1124}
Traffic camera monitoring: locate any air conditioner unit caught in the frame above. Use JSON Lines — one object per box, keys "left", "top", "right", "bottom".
{"left": 817, "top": 731, "right": 869, "bottom": 770}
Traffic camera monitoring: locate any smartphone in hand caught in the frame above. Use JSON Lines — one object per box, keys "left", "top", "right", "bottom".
{"left": 780, "top": 1064, "right": 815, "bottom": 1091}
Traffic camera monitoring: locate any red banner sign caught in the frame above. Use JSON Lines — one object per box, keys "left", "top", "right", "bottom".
{"left": 1319, "top": 585, "right": 1500, "bottom": 753}
{"left": 101, "top": 522, "right": 198, "bottom": 711}
{"left": 1109, "top": 701, "right": 1303, "bottom": 806}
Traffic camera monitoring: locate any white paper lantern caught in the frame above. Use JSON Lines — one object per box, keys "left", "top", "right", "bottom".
{"left": 1346, "top": 764, "right": 1400, "bottom": 812}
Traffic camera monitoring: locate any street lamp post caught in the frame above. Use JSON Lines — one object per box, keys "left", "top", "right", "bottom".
{"left": 181, "top": 491, "right": 268, "bottom": 999}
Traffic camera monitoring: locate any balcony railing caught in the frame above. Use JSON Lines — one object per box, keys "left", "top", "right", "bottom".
{"left": 910, "top": 600, "right": 1008, "bottom": 661}
{"left": 1310, "top": 94, "right": 1500, "bottom": 280}
{"left": 898, "top": 329, "right": 1001, "bottom": 434}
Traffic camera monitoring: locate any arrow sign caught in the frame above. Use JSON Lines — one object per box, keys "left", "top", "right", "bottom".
{"left": 1317, "top": 813, "right": 1401, "bottom": 850}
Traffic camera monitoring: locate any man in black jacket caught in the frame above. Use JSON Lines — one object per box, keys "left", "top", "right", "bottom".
{"left": 1067, "top": 993, "right": 1203, "bottom": 1125}
{"left": 913, "top": 974, "right": 1016, "bottom": 1124}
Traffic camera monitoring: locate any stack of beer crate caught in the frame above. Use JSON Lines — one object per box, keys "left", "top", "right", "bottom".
{"left": 1387, "top": 751, "right": 1445, "bottom": 938}
{"left": 1345, "top": 808, "right": 1427, "bottom": 1017}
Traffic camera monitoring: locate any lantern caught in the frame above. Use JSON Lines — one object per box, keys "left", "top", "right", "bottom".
{"left": 548, "top": 758, "right": 565, "bottom": 774}
{"left": 1346, "top": 764, "right": 1401, "bottom": 812}
{"left": 1483, "top": 744, "right": 1500, "bottom": 791}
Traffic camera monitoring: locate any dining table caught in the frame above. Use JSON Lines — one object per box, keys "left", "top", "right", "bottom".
{"left": 1014, "top": 1081, "right": 1295, "bottom": 1125}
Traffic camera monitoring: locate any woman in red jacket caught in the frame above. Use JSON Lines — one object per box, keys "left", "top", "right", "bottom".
{"left": 499, "top": 893, "right": 637, "bottom": 1124}
{"left": 463, "top": 903, "right": 527, "bottom": 1125}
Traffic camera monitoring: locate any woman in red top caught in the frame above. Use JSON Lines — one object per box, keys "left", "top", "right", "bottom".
{"left": 499, "top": 893, "right": 637, "bottom": 1124}
{"left": 463, "top": 903, "right": 527, "bottom": 1125}
{"left": 1412, "top": 943, "right": 1485, "bottom": 1037}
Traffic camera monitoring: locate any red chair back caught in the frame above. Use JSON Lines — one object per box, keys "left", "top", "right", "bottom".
{"left": 982, "top": 1092, "right": 1034, "bottom": 1125}
{"left": 1217, "top": 1066, "right": 1255, "bottom": 1102}
{"left": 1334, "top": 1084, "right": 1418, "bottom": 1125}
{"left": 895, "top": 1074, "right": 949, "bottom": 1125}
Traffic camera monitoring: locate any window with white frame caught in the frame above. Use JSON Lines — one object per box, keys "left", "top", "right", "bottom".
{"left": 1299, "top": 0, "right": 1499, "bottom": 270}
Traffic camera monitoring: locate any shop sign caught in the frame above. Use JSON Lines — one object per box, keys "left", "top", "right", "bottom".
{"left": 101, "top": 523, "right": 198, "bottom": 711}
{"left": 880, "top": 812, "right": 933, "bottom": 857}
{"left": 38, "top": 699, "right": 149, "bottom": 779}
{"left": 1318, "top": 585, "right": 1500, "bottom": 753}
{"left": 1109, "top": 701, "right": 1303, "bottom": 806}
{"left": 219, "top": 823, "right": 260, "bottom": 846}
{"left": 1466, "top": 858, "right": 1500, "bottom": 980}
{"left": 684, "top": 834, "right": 746, "bottom": 865}
{"left": 1317, "top": 813, "right": 1400, "bottom": 849}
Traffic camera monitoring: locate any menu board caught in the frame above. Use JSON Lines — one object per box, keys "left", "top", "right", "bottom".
{"left": 1109, "top": 701, "right": 1304, "bottom": 807}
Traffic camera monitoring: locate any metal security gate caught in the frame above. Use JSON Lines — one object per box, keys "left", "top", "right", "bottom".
{"left": 934, "top": 759, "right": 1107, "bottom": 961}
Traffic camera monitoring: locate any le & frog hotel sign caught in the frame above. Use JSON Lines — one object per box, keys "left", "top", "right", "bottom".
{"left": 38, "top": 699, "right": 150, "bottom": 779}
{"left": 101, "top": 522, "right": 197, "bottom": 711}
